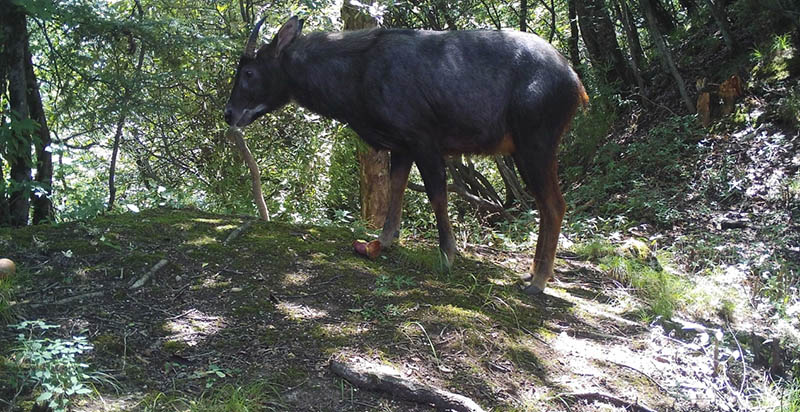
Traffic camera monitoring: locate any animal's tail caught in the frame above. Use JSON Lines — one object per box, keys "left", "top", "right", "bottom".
{"left": 577, "top": 80, "right": 590, "bottom": 109}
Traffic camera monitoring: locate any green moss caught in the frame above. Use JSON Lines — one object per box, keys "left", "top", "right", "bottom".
{"left": 93, "top": 334, "right": 125, "bottom": 355}
{"left": 163, "top": 340, "right": 189, "bottom": 354}
{"left": 573, "top": 238, "right": 616, "bottom": 260}
{"left": 426, "top": 304, "right": 491, "bottom": 329}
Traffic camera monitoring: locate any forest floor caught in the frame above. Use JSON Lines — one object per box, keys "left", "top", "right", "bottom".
{"left": 1, "top": 207, "right": 792, "bottom": 411}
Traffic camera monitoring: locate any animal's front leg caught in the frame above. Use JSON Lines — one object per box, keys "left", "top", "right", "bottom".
{"left": 377, "top": 152, "right": 413, "bottom": 248}
{"left": 415, "top": 154, "right": 457, "bottom": 271}
{"left": 353, "top": 152, "right": 412, "bottom": 260}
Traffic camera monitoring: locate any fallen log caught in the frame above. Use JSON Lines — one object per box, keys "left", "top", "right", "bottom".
{"left": 330, "top": 356, "right": 485, "bottom": 412}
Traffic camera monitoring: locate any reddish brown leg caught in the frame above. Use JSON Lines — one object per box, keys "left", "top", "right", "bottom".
{"left": 514, "top": 154, "right": 566, "bottom": 294}
{"left": 416, "top": 154, "right": 457, "bottom": 269}
{"left": 528, "top": 161, "right": 565, "bottom": 293}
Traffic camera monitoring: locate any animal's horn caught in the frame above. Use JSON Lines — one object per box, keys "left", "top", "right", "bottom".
{"left": 244, "top": 16, "right": 267, "bottom": 57}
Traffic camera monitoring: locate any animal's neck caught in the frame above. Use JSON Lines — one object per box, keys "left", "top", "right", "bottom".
{"left": 282, "top": 31, "right": 377, "bottom": 123}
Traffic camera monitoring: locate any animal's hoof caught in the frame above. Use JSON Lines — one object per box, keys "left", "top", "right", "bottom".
{"left": 521, "top": 283, "right": 545, "bottom": 295}
{"left": 353, "top": 240, "right": 382, "bottom": 259}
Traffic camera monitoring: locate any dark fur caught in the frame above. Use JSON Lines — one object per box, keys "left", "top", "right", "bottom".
{"left": 226, "top": 18, "right": 587, "bottom": 292}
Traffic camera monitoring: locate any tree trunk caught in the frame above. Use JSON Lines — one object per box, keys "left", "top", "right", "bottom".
{"left": 520, "top": 0, "right": 528, "bottom": 33}
{"left": 25, "top": 41, "right": 54, "bottom": 224}
{"left": 651, "top": 0, "right": 677, "bottom": 34}
{"left": 612, "top": 0, "right": 646, "bottom": 91}
{"left": 0, "top": 2, "right": 11, "bottom": 226}
{"left": 701, "top": 0, "right": 734, "bottom": 51}
{"left": 567, "top": 0, "right": 582, "bottom": 72}
{"left": 342, "top": 1, "right": 390, "bottom": 229}
{"left": 574, "top": 0, "right": 634, "bottom": 87}
{"left": 640, "top": 0, "right": 696, "bottom": 113}
{"left": 5, "top": 2, "right": 32, "bottom": 226}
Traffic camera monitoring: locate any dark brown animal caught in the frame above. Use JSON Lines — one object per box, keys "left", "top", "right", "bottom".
{"left": 224, "top": 17, "right": 588, "bottom": 294}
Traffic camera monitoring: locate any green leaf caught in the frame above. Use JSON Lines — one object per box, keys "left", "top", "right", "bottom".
{"left": 36, "top": 391, "right": 53, "bottom": 402}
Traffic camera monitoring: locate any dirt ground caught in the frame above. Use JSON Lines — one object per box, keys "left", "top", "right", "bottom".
{"left": 0, "top": 208, "right": 771, "bottom": 411}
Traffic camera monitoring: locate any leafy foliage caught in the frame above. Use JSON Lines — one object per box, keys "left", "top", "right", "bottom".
{"left": 6, "top": 320, "right": 110, "bottom": 411}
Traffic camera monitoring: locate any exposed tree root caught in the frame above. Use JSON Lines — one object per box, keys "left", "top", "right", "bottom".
{"left": 223, "top": 219, "right": 255, "bottom": 246}
{"left": 330, "top": 356, "right": 486, "bottom": 412}
{"left": 226, "top": 127, "right": 270, "bottom": 221}
{"left": 557, "top": 391, "right": 657, "bottom": 412}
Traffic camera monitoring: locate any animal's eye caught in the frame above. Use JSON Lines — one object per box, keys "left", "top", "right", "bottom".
{"left": 244, "top": 70, "right": 254, "bottom": 78}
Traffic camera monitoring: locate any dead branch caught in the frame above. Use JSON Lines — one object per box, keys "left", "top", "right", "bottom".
{"left": 557, "top": 391, "right": 657, "bottom": 412}
{"left": 29, "top": 291, "right": 104, "bottom": 308}
{"left": 223, "top": 219, "right": 255, "bottom": 246}
{"left": 606, "top": 360, "right": 669, "bottom": 393}
{"left": 330, "top": 356, "right": 486, "bottom": 412}
{"left": 407, "top": 182, "right": 509, "bottom": 218}
{"left": 226, "top": 127, "right": 270, "bottom": 221}
{"left": 129, "top": 259, "right": 169, "bottom": 289}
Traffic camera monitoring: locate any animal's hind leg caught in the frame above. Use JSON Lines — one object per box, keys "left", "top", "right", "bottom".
{"left": 514, "top": 149, "right": 566, "bottom": 294}
{"left": 415, "top": 154, "right": 457, "bottom": 270}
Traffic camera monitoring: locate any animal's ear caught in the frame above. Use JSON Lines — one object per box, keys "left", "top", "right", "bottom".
{"left": 272, "top": 16, "right": 303, "bottom": 57}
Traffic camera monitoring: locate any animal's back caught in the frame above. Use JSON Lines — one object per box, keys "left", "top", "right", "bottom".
{"left": 358, "top": 29, "right": 583, "bottom": 153}
{"left": 287, "top": 28, "right": 585, "bottom": 154}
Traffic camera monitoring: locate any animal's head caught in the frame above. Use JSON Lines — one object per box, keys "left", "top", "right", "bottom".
{"left": 224, "top": 16, "right": 303, "bottom": 127}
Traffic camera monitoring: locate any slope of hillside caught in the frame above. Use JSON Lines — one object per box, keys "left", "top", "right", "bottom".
{"left": 1, "top": 207, "right": 794, "bottom": 411}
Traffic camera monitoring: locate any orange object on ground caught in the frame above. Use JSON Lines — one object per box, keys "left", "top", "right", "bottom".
{"left": 353, "top": 240, "right": 382, "bottom": 259}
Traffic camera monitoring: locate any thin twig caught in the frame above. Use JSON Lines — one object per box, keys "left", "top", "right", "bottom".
{"left": 727, "top": 323, "right": 747, "bottom": 394}
{"left": 607, "top": 360, "right": 670, "bottom": 393}
{"left": 634, "top": 92, "right": 679, "bottom": 117}
{"left": 276, "top": 290, "right": 329, "bottom": 299}
{"left": 29, "top": 291, "right": 104, "bottom": 307}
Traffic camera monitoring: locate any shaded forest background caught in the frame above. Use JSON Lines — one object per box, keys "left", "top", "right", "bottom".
{"left": 1, "top": 0, "right": 794, "bottom": 228}
{"left": 1, "top": 0, "right": 800, "bottom": 409}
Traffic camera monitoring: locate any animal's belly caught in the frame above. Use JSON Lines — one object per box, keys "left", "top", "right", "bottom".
{"left": 442, "top": 132, "right": 516, "bottom": 156}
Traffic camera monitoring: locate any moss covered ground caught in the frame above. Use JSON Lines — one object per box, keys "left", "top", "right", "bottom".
{"left": 2, "top": 207, "right": 786, "bottom": 411}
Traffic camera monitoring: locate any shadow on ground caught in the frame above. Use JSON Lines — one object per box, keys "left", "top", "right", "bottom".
{"left": 1, "top": 208, "right": 712, "bottom": 411}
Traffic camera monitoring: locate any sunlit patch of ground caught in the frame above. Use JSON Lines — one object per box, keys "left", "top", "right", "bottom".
{"left": 278, "top": 301, "right": 329, "bottom": 321}
{"left": 163, "top": 308, "right": 225, "bottom": 347}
